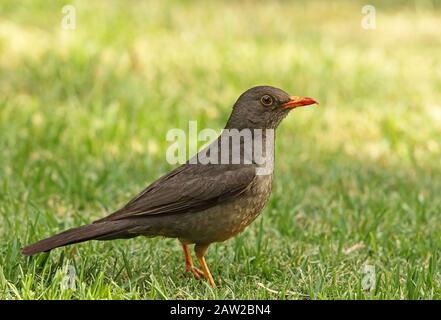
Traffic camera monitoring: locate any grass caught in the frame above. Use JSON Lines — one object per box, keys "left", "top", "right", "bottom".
{"left": 1, "top": 0, "right": 441, "bottom": 299}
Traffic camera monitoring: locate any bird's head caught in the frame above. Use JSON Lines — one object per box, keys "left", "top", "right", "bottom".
{"left": 226, "top": 86, "right": 317, "bottom": 130}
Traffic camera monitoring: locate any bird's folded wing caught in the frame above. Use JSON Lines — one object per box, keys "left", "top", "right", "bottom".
{"left": 97, "top": 164, "right": 257, "bottom": 221}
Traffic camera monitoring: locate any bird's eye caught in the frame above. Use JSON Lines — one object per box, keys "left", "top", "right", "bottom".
{"left": 260, "top": 95, "right": 273, "bottom": 106}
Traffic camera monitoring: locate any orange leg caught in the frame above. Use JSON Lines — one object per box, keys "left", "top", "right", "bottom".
{"left": 195, "top": 244, "right": 215, "bottom": 288}
{"left": 182, "top": 243, "right": 205, "bottom": 280}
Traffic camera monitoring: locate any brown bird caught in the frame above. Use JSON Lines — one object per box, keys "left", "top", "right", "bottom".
{"left": 22, "top": 86, "right": 317, "bottom": 287}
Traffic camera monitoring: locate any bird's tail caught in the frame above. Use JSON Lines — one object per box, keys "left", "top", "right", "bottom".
{"left": 21, "top": 220, "right": 135, "bottom": 256}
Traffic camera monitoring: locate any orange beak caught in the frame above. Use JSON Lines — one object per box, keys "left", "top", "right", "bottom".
{"left": 282, "top": 96, "right": 318, "bottom": 109}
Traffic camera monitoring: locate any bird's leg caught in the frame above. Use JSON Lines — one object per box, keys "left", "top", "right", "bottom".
{"left": 181, "top": 243, "right": 205, "bottom": 279}
{"left": 195, "top": 244, "right": 215, "bottom": 288}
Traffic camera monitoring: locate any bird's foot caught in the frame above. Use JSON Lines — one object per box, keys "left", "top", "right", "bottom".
{"left": 186, "top": 266, "right": 205, "bottom": 280}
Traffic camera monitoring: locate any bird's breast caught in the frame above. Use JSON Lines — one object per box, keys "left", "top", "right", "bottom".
{"left": 232, "top": 174, "right": 273, "bottom": 231}
{"left": 184, "top": 174, "right": 273, "bottom": 244}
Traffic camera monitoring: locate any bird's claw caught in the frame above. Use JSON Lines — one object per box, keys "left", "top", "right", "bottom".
{"left": 186, "top": 266, "right": 205, "bottom": 280}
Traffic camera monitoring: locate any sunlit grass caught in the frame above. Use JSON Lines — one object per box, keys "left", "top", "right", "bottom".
{"left": 0, "top": 0, "right": 440, "bottom": 299}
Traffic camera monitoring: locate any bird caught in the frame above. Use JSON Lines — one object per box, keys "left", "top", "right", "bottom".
{"left": 21, "top": 86, "right": 317, "bottom": 288}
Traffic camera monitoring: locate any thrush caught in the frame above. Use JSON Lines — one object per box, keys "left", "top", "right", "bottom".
{"left": 22, "top": 86, "right": 317, "bottom": 287}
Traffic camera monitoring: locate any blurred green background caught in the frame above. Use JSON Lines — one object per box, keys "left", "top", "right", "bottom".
{"left": 0, "top": 0, "right": 441, "bottom": 299}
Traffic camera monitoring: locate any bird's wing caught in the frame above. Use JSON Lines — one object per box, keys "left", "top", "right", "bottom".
{"left": 97, "top": 163, "right": 257, "bottom": 221}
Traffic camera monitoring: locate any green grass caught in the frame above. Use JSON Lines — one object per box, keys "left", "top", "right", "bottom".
{"left": 1, "top": 0, "right": 441, "bottom": 299}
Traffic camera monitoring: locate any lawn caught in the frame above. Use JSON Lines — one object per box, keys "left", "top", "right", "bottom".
{"left": 0, "top": 0, "right": 441, "bottom": 299}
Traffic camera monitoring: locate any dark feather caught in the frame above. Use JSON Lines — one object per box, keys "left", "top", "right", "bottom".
{"left": 21, "top": 220, "right": 135, "bottom": 256}
{"left": 97, "top": 163, "right": 256, "bottom": 222}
